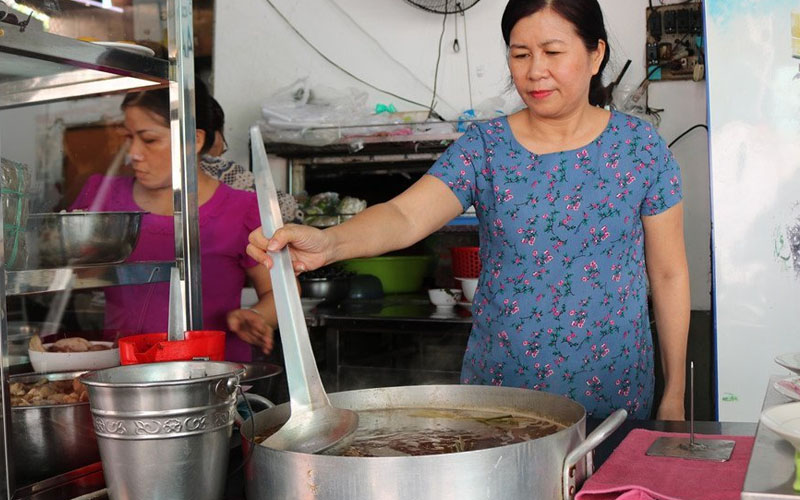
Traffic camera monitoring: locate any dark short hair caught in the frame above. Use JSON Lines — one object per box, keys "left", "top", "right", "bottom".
{"left": 121, "top": 77, "right": 221, "bottom": 154}
{"left": 501, "top": 0, "right": 611, "bottom": 107}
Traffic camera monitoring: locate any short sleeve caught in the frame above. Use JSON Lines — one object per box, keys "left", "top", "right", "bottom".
{"left": 640, "top": 136, "right": 683, "bottom": 216}
{"left": 69, "top": 174, "right": 104, "bottom": 211}
{"left": 425, "top": 123, "right": 485, "bottom": 210}
{"left": 240, "top": 192, "right": 261, "bottom": 269}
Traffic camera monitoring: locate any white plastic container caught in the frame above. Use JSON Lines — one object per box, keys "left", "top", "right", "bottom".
{"left": 29, "top": 342, "right": 119, "bottom": 373}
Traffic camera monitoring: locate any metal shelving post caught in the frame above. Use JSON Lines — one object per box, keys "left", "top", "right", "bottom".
{"left": 0, "top": 1, "right": 202, "bottom": 496}
{"left": 168, "top": 0, "right": 203, "bottom": 330}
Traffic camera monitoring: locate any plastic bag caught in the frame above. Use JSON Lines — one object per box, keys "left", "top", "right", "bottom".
{"left": 1, "top": 157, "right": 31, "bottom": 270}
{"left": 260, "top": 79, "right": 428, "bottom": 146}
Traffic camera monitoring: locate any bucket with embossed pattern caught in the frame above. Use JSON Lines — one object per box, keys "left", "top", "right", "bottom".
{"left": 80, "top": 361, "right": 244, "bottom": 500}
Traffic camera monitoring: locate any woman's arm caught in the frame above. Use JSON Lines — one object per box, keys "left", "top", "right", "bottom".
{"left": 227, "top": 263, "right": 278, "bottom": 354}
{"left": 643, "top": 201, "right": 690, "bottom": 421}
{"left": 248, "top": 175, "right": 464, "bottom": 272}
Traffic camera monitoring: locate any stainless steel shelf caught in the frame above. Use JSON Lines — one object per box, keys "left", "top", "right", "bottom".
{"left": 0, "top": 28, "right": 168, "bottom": 109}
{"left": 5, "top": 262, "right": 173, "bottom": 295}
{"left": 741, "top": 376, "right": 800, "bottom": 499}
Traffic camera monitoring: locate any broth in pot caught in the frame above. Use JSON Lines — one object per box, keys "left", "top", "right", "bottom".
{"left": 257, "top": 407, "right": 565, "bottom": 457}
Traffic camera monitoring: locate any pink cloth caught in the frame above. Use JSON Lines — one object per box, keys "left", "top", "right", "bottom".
{"left": 70, "top": 175, "right": 261, "bottom": 362}
{"left": 576, "top": 429, "right": 755, "bottom": 500}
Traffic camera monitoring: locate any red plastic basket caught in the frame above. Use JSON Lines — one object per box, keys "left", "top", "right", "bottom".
{"left": 450, "top": 246, "right": 481, "bottom": 278}
{"left": 118, "top": 330, "right": 226, "bottom": 365}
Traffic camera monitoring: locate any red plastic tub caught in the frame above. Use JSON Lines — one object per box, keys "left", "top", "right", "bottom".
{"left": 118, "top": 330, "right": 226, "bottom": 365}
{"left": 450, "top": 246, "right": 481, "bottom": 278}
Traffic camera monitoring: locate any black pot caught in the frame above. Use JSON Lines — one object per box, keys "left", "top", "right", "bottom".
{"left": 299, "top": 276, "right": 351, "bottom": 303}
{"left": 347, "top": 274, "right": 384, "bottom": 300}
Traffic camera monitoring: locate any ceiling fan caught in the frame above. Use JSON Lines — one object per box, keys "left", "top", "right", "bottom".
{"left": 404, "top": 0, "right": 481, "bottom": 15}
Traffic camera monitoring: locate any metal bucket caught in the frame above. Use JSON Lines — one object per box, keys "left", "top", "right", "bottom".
{"left": 80, "top": 361, "right": 244, "bottom": 500}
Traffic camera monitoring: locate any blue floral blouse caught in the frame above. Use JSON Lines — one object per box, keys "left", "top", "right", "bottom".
{"left": 427, "top": 110, "right": 683, "bottom": 418}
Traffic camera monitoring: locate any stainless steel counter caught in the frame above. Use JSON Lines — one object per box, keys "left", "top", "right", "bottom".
{"left": 741, "top": 376, "right": 800, "bottom": 499}
{"left": 305, "top": 293, "right": 473, "bottom": 327}
{"left": 304, "top": 295, "right": 473, "bottom": 392}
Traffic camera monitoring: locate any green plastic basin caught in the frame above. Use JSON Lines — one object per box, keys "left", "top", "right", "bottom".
{"left": 340, "top": 256, "right": 433, "bottom": 294}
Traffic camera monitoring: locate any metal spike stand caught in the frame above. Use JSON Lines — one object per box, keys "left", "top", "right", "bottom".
{"left": 646, "top": 361, "right": 736, "bottom": 461}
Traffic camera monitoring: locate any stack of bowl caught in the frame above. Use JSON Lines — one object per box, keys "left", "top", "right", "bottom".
{"left": 450, "top": 246, "right": 480, "bottom": 303}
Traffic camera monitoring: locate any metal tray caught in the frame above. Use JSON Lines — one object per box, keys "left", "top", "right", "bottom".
{"left": 741, "top": 376, "right": 800, "bottom": 499}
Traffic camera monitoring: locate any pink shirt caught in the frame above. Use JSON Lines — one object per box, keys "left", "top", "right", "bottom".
{"left": 71, "top": 175, "right": 261, "bottom": 361}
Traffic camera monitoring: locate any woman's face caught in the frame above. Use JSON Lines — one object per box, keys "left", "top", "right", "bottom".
{"left": 122, "top": 105, "right": 206, "bottom": 190}
{"left": 508, "top": 8, "right": 605, "bottom": 118}
{"left": 123, "top": 106, "right": 173, "bottom": 190}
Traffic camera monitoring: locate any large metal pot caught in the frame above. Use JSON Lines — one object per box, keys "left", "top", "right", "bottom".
{"left": 240, "top": 385, "right": 625, "bottom": 500}
{"left": 9, "top": 371, "right": 99, "bottom": 486}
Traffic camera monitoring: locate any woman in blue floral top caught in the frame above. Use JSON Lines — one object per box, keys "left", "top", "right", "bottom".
{"left": 248, "top": 0, "right": 689, "bottom": 420}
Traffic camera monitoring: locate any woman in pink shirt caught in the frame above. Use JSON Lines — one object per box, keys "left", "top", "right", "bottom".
{"left": 71, "top": 81, "right": 276, "bottom": 362}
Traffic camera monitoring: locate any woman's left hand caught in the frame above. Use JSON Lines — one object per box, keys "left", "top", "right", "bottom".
{"left": 227, "top": 308, "right": 275, "bottom": 354}
{"left": 656, "top": 394, "right": 685, "bottom": 421}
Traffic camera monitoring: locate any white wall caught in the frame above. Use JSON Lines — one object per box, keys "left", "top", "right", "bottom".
{"left": 704, "top": 0, "right": 800, "bottom": 421}
{"left": 214, "top": 0, "right": 711, "bottom": 310}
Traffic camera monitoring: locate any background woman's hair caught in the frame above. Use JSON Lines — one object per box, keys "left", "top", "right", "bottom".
{"left": 121, "top": 77, "right": 221, "bottom": 154}
{"left": 501, "top": 0, "right": 611, "bottom": 107}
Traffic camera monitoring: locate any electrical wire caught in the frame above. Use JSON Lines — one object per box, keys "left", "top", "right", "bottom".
{"left": 462, "top": 8, "right": 474, "bottom": 110}
{"left": 428, "top": 6, "right": 449, "bottom": 119}
{"left": 326, "top": 0, "right": 459, "bottom": 115}
{"left": 262, "top": 0, "right": 445, "bottom": 120}
{"left": 668, "top": 123, "right": 707, "bottom": 148}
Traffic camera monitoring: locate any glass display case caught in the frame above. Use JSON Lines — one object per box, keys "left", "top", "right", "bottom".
{"left": 0, "top": 0, "right": 201, "bottom": 497}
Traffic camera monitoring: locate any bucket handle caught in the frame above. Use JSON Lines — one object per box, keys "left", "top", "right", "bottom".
{"left": 562, "top": 408, "right": 627, "bottom": 500}
{"left": 229, "top": 390, "right": 276, "bottom": 480}
{"left": 234, "top": 392, "right": 275, "bottom": 428}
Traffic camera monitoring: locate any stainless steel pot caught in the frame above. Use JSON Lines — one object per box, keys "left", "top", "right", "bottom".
{"left": 240, "top": 361, "right": 283, "bottom": 398}
{"left": 22, "top": 211, "right": 144, "bottom": 268}
{"left": 240, "top": 385, "right": 625, "bottom": 500}
{"left": 9, "top": 371, "right": 99, "bottom": 486}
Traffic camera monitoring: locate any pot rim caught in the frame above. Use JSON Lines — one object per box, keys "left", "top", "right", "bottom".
{"left": 241, "top": 384, "right": 588, "bottom": 459}
{"left": 79, "top": 361, "right": 245, "bottom": 389}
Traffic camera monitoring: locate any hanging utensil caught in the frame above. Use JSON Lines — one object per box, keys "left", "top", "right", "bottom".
{"left": 38, "top": 140, "right": 133, "bottom": 341}
{"left": 40, "top": 269, "right": 74, "bottom": 338}
{"left": 452, "top": 3, "right": 461, "bottom": 53}
{"left": 249, "top": 125, "right": 358, "bottom": 454}
{"left": 167, "top": 266, "right": 185, "bottom": 341}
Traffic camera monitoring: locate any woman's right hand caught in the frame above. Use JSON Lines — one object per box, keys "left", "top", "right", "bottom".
{"left": 247, "top": 223, "right": 332, "bottom": 273}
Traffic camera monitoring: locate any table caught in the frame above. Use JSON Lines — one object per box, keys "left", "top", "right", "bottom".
{"left": 309, "top": 294, "right": 472, "bottom": 391}
{"left": 587, "top": 418, "right": 757, "bottom": 469}
{"left": 741, "top": 376, "right": 800, "bottom": 499}
{"left": 45, "top": 418, "right": 755, "bottom": 499}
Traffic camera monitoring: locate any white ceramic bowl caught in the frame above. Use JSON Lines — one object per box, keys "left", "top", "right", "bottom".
{"left": 29, "top": 341, "right": 120, "bottom": 373}
{"left": 776, "top": 352, "right": 800, "bottom": 375}
{"left": 428, "top": 288, "right": 462, "bottom": 307}
{"left": 456, "top": 278, "right": 478, "bottom": 302}
{"left": 760, "top": 401, "right": 800, "bottom": 450}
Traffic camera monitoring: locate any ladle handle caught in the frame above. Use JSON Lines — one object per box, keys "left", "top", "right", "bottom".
{"left": 250, "top": 126, "right": 331, "bottom": 412}
{"left": 167, "top": 266, "right": 186, "bottom": 341}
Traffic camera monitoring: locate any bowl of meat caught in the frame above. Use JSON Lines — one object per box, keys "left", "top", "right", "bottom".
{"left": 28, "top": 335, "right": 119, "bottom": 373}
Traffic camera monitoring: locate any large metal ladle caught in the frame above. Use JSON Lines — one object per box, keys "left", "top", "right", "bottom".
{"left": 250, "top": 126, "right": 358, "bottom": 454}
